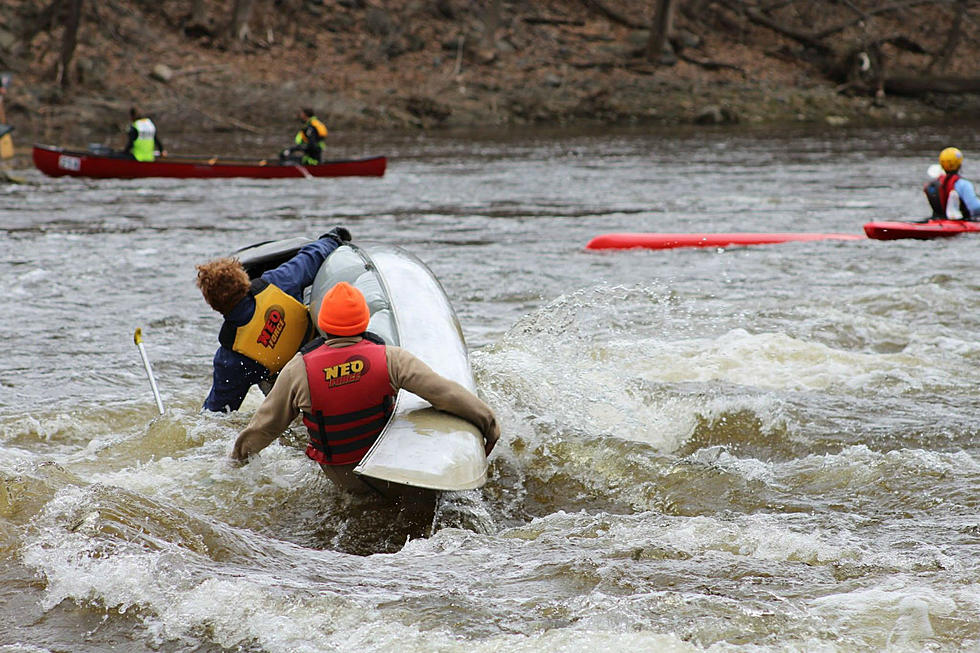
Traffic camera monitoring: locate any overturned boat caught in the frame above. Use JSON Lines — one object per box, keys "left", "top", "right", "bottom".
{"left": 234, "top": 238, "right": 489, "bottom": 492}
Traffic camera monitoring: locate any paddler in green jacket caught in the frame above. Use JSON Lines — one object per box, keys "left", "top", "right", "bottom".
{"left": 279, "top": 107, "right": 327, "bottom": 165}
{"left": 125, "top": 106, "right": 166, "bottom": 162}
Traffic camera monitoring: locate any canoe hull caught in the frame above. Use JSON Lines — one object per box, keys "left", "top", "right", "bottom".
{"left": 586, "top": 232, "right": 864, "bottom": 250}
{"left": 271, "top": 242, "right": 487, "bottom": 492}
{"left": 32, "top": 144, "right": 386, "bottom": 179}
{"left": 863, "top": 219, "right": 980, "bottom": 240}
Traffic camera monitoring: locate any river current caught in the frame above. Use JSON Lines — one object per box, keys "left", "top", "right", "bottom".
{"left": 1, "top": 125, "right": 979, "bottom": 652}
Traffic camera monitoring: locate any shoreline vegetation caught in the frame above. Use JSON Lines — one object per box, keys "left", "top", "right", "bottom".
{"left": 2, "top": 0, "right": 980, "bottom": 160}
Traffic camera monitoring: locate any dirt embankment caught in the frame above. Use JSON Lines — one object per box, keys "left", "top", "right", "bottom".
{"left": 2, "top": 0, "right": 979, "bottom": 155}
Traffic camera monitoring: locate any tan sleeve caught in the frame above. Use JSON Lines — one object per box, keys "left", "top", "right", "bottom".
{"left": 232, "top": 353, "right": 312, "bottom": 460}
{"left": 385, "top": 346, "right": 500, "bottom": 451}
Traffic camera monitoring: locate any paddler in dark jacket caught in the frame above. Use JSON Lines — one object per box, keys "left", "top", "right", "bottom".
{"left": 279, "top": 107, "right": 327, "bottom": 165}
{"left": 196, "top": 227, "right": 351, "bottom": 412}
{"left": 923, "top": 147, "right": 980, "bottom": 220}
{"left": 232, "top": 281, "right": 500, "bottom": 494}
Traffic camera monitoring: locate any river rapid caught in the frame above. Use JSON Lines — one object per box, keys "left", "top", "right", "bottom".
{"left": 1, "top": 124, "right": 979, "bottom": 652}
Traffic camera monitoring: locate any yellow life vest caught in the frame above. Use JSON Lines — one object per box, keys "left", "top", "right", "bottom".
{"left": 131, "top": 118, "right": 157, "bottom": 162}
{"left": 229, "top": 281, "right": 311, "bottom": 373}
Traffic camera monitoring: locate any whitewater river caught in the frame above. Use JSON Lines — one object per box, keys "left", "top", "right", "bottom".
{"left": 2, "top": 124, "right": 979, "bottom": 652}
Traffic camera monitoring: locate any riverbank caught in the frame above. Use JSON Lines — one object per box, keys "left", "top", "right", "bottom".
{"left": 2, "top": 0, "right": 978, "bottom": 157}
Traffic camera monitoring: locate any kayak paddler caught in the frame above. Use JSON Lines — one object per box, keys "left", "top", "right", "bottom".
{"left": 279, "top": 107, "right": 327, "bottom": 165}
{"left": 231, "top": 281, "right": 500, "bottom": 495}
{"left": 125, "top": 106, "right": 166, "bottom": 162}
{"left": 923, "top": 147, "right": 980, "bottom": 220}
{"left": 196, "top": 226, "right": 352, "bottom": 413}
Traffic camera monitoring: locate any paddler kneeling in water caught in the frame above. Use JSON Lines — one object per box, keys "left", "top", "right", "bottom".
{"left": 196, "top": 227, "right": 352, "bottom": 413}
{"left": 923, "top": 147, "right": 980, "bottom": 221}
{"left": 230, "top": 281, "right": 500, "bottom": 495}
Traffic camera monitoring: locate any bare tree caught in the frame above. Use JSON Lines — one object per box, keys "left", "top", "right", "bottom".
{"left": 928, "top": 0, "right": 968, "bottom": 72}
{"left": 57, "top": 0, "right": 84, "bottom": 88}
{"left": 230, "top": 0, "right": 255, "bottom": 41}
{"left": 646, "top": 0, "right": 678, "bottom": 62}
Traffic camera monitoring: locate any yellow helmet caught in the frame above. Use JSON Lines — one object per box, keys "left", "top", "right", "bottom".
{"left": 939, "top": 147, "right": 963, "bottom": 172}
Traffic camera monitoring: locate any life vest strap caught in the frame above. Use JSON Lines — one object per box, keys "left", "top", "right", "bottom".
{"left": 304, "top": 414, "right": 388, "bottom": 454}
{"left": 303, "top": 401, "right": 387, "bottom": 426}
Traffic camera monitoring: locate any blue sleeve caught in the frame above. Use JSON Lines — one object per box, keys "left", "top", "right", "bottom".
{"left": 202, "top": 346, "right": 270, "bottom": 412}
{"left": 261, "top": 236, "right": 340, "bottom": 299}
{"left": 955, "top": 178, "right": 980, "bottom": 215}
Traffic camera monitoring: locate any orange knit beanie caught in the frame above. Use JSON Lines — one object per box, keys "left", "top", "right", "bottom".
{"left": 318, "top": 282, "right": 370, "bottom": 336}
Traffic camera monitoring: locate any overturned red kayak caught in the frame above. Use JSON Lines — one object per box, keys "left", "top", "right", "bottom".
{"left": 32, "top": 144, "right": 386, "bottom": 179}
{"left": 586, "top": 232, "right": 864, "bottom": 251}
{"left": 863, "top": 219, "right": 980, "bottom": 240}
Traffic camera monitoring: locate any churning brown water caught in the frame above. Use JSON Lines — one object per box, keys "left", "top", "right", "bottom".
{"left": 1, "top": 124, "right": 979, "bottom": 651}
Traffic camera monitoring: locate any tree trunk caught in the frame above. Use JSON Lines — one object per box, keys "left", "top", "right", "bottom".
{"left": 885, "top": 75, "right": 980, "bottom": 95}
{"left": 928, "top": 0, "right": 967, "bottom": 72}
{"left": 57, "top": 0, "right": 84, "bottom": 88}
{"left": 190, "top": 0, "right": 207, "bottom": 25}
{"left": 229, "top": 0, "right": 255, "bottom": 41}
{"left": 646, "top": 0, "right": 677, "bottom": 62}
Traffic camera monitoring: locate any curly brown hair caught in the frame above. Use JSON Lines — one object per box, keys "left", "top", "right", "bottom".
{"left": 196, "top": 258, "right": 251, "bottom": 314}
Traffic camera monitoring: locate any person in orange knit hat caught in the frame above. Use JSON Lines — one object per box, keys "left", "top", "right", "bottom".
{"left": 232, "top": 281, "right": 500, "bottom": 496}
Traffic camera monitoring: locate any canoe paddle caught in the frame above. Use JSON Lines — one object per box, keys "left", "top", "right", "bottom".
{"left": 133, "top": 328, "right": 165, "bottom": 415}
{"left": 294, "top": 163, "right": 313, "bottom": 179}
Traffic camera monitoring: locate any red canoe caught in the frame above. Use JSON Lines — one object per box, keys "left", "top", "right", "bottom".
{"left": 586, "top": 232, "right": 864, "bottom": 251}
{"left": 863, "top": 219, "right": 980, "bottom": 240}
{"left": 32, "top": 144, "right": 386, "bottom": 179}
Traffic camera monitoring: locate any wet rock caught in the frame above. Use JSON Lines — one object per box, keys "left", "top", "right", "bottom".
{"left": 150, "top": 64, "right": 174, "bottom": 83}
{"left": 0, "top": 170, "right": 27, "bottom": 184}
{"left": 76, "top": 57, "right": 108, "bottom": 89}
{"left": 695, "top": 104, "right": 738, "bottom": 124}
{"left": 627, "top": 30, "right": 649, "bottom": 49}
{"left": 673, "top": 29, "right": 702, "bottom": 50}
{"left": 434, "top": 0, "right": 458, "bottom": 19}
{"left": 364, "top": 7, "right": 393, "bottom": 36}
{"left": 474, "top": 48, "right": 497, "bottom": 65}
{"left": 0, "top": 27, "right": 17, "bottom": 52}
{"left": 404, "top": 95, "right": 452, "bottom": 124}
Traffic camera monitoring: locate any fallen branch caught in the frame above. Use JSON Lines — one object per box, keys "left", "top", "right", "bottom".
{"left": 568, "top": 60, "right": 620, "bottom": 70}
{"left": 739, "top": 6, "right": 832, "bottom": 54}
{"left": 679, "top": 53, "right": 746, "bottom": 74}
{"left": 885, "top": 75, "right": 980, "bottom": 95}
{"left": 580, "top": 0, "right": 647, "bottom": 29}
{"left": 189, "top": 103, "right": 262, "bottom": 133}
{"left": 523, "top": 16, "right": 585, "bottom": 26}
{"left": 171, "top": 64, "right": 231, "bottom": 77}
{"left": 812, "top": 0, "right": 944, "bottom": 39}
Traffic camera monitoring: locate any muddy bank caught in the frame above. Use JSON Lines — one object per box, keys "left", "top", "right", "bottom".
{"left": 2, "top": 0, "right": 979, "bottom": 156}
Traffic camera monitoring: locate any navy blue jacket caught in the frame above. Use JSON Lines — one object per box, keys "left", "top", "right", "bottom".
{"left": 203, "top": 236, "right": 341, "bottom": 412}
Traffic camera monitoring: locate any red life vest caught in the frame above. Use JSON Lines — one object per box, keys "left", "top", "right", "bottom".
{"left": 301, "top": 339, "right": 395, "bottom": 465}
{"left": 939, "top": 173, "right": 960, "bottom": 210}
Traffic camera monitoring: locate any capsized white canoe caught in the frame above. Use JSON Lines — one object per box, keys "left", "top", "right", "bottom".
{"left": 309, "top": 243, "right": 489, "bottom": 491}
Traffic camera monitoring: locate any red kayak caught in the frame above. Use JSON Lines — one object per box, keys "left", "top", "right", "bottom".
{"left": 586, "top": 232, "right": 864, "bottom": 251}
{"left": 32, "top": 144, "right": 386, "bottom": 179}
{"left": 863, "top": 219, "right": 980, "bottom": 240}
